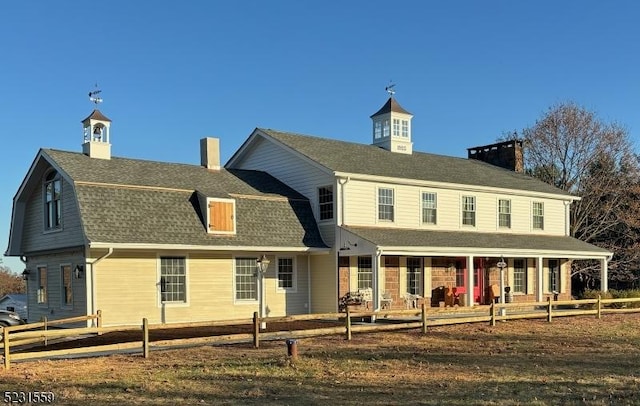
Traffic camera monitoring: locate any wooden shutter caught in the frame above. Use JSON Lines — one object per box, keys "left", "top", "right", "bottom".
{"left": 208, "top": 200, "right": 235, "bottom": 233}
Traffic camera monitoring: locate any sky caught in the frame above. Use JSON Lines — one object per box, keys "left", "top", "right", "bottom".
{"left": 1, "top": 1, "right": 639, "bottom": 273}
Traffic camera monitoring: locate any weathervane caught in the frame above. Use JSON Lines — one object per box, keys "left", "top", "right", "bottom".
{"left": 88, "top": 83, "right": 103, "bottom": 105}
{"left": 385, "top": 81, "right": 396, "bottom": 96}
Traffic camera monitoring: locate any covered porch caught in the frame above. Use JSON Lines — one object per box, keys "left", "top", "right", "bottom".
{"left": 337, "top": 226, "right": 612, "bottom": 311}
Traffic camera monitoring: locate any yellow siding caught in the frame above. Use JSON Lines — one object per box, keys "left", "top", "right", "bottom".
{"left": 310, "top": 254, "right": 337, "bottom": 313}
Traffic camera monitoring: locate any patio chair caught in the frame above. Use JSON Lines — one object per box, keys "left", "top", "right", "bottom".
{"left": 381, "top": 291, "right": 393, "bottom": 309}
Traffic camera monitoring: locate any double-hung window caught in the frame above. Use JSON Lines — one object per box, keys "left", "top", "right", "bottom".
{"left": 378, "top": 188, "right": 394, "bottom": 221}
{"left": 277, "top": 257, "right": 295, "bottom": 291}
{"left": 533, "top": 202, "right": 544, "bottom": 230}
{"left": 498, "top": 199, "right": 511, "bottom": 228}
{"left": 422, "top": 192, "right": 437, "bottom": 224}
{"left": 61, "top": 265, "right": 73, "bottom": 306}
{"left": 374, "top": 121, "right": 382, "bottom": 139}
{"left": 44, "top": 171, "right": 62, "bottom": 230}
{"left": 37, "top": 266, "right": 47, "bottom": 304}
{"left": 548, "top": 259, "right": 560, "bottom": 293}
{"left": 357, "top": 256, "right": 373, "bottom": 289}
{"left": 513, "top": 259, "right": 527, "bottom": 294}
{"left": 407, "top": 258, "right": 422, "bottom": 295}
{"left": 160, "top": 256, "right": 187, "bottom": 303}
{"left": 392, "top": 119, "right": 400, "bottom": 136}
{"left": 401, "top": 120, "right": 409, "bottom": 137}
{"left": 318, "top": 186, "right": 333, "bottom": 220}
{"left": 235, "top": 257, "right": 258, "bottom": 300}
{"left": 462, "top": 196, "right": 476, "bottom": 226}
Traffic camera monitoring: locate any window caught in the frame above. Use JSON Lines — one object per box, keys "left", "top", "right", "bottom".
{"left": 513, "top": 259, "right": 527, "bottom": 294}
{"left": 407, "top": 258, "right": 422, "bottom": 295}
{"left": 455, "top": 264, "right": 464, "bottom": 287}
{"left": 160, "top": 256, "right": 186, "bottom": 303}
{"left": 498, "top": 199, "right": 511, "bottom": 228}
{"left": 378, "top": 188, "right": 394, "bottom": 221}
{"left": 393, "top": 118, "right": 400, "bottom": 136}
{"left": 548, "top": 259, "right": 560, "bottom": 293}
{"left": 382, "top": 119, "right": 390, "bottom": 137}
{"left": 422, "top": 192, "right": 437, "bottom": 224}
{"left": 374, "top": 120, "right": 382, "bottom": 139}
{"left": 318, "top": 186, "right": 334, "bottom": 220}
{"left": 462, "top": 196, "right": 476, "bottom": 226}
{"left": 61, "top": 265, "right": 73, "bottom": 306}
{"left": 277, "top": 257, "right": 295, "bottom": 290}
{"left": 235, "top": 257, "right": 258, "bottom": 300}
{"left": 44, "top": 171, "right": 62, "bottom": 230}
{"left": 37, "top": 266, "right": 47, "bottom": 304}
{"left": 401, "top": 120, "right": 409, "bottom": 137}
{"left": 533, "top": 202, "right": 544, "bottom": 230}
{"left": 357, "top": 256, "right": 372, "bottom": 289}
{"left": 208, "top": 199, "right": 236, "bottom": 234}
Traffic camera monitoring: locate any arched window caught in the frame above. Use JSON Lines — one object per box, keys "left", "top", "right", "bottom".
{"left": 44, "top": 171, "right": 62, "bottom": 230}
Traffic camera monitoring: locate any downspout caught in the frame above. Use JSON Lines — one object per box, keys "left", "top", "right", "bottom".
{"left": 337, "top": 177, "right": 350, "bottom": 311}
{"left": 88, "top": 248, "right": 114, "bottom": 325}
{"left": 374, "top": 249, "right": 382, "bottom": 311}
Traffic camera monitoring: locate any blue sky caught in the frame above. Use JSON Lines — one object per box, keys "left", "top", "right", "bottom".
{"left": 1, "top": 1, "right": 639, "bottom": 273}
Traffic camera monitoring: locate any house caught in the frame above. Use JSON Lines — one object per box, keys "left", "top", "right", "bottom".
{"left": 0, "top": 294, "right": 27, "bottom": 321}
{"left": 226, "top": 96, "right": 612, "bottom": 310}
{"left": 6, "top": 96, "right": 611, "bottom": 326}
{"left": 5, "top": 109, "right": 329, "bottom": 326}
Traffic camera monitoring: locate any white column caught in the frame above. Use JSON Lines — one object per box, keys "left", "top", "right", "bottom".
{"left": 372, "top": 252, "right": 381, "bottom": 310}
{"left": 536, "top": 257, "right": 544, "bottom": 302}
{"left": 466, "top": 256, "right": 474, "bottom": 306}
{"left": 600, "top": 257, "right": 609, "bottom": 292}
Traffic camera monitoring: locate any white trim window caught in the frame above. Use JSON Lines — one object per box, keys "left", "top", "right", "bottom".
{"left": 462, "top": 196, "right": 476, "bottom": 226}
{"left": 160, "top": 256, "right": 187, "bottom": 303}
{"left": 392, "top": 118, "right": 400, "bottom": 136}
{"left": 498, "top": 199, "right": 511, "bottom": 228}
{"left": 235, "top": 257, "right": 258, "bottom": 301}
{"left": 374, "top": 120, "right": 382, "bottom": 139}
{"left": 421, "top": 192, "right": 437, "bottom": 224}
{"left": 513, "top": 259, "right": 527, "bottom": 294}
{"left": 37, "top": 266, "right": 47, "bottom": 305}
{"left": 318, "top": 186, "right": 334, "bottom": 221}
{"left": 277, "top": 257, "right": 296, "bottom": 292}
{"left": 533, "top": 202, "right": 544, "bottom": 230}
{"left": 357, "top": 256, "right": 373, "bottom": 289}
{"left": 407, "top": 257, "right": 422, "bottom": 295}
{"left": 378, "top": 188, "right": 394, "bottom": 221}
{"left": 61, "top": 264, "right": 73, "bottom": 306}
{"left": 44, "top": 171, "right": 62, "bottom": 230}
{"left": 401, "top": 120, "right": 409, "bottom": 137}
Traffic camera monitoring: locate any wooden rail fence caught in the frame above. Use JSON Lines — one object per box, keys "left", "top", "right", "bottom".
{"left": 2, "top": 296, "right": 639, "bottom": 370}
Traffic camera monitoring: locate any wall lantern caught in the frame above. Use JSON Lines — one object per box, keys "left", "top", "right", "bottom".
{"left": 74, "top": 265, "right": 84, "bottom": 279}
{"left": 21, "top": 269, "right": 30, "bottom": 280}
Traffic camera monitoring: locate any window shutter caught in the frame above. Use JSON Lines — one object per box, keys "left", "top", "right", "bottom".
{"left": 208, "top": 201, "right": 234, "bottom": 233}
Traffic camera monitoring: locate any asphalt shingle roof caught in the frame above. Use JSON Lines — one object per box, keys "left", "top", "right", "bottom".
{"left": 344, "top": 226, "right": 610, "bottom": 255}
{"left": 258, "top": 129, "right": 573, "bottom": 197}
{"left": 43, "top": 149, "right": 327, "bottom": 249}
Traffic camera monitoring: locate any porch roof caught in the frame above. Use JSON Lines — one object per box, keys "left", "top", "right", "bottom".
{"left": 342, "top": 226, "right": 612, "bottom": 259}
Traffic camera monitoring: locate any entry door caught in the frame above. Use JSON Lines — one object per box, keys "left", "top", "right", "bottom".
{"left": 473, "top": 258, "right": 484, "bottom": 304}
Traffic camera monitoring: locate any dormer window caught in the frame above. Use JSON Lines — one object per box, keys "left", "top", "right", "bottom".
{"left": 44, "top": 171, "right": 62, "bottom": 231}
{"left": 401, "top": 120, "right": 409, "bottom": 137}
{"left": 393, "top": 119, "right": 400, "bottom": 136}
{"left": 382, "top": 119, "right": 390, "bottom": 137}
{"left": 374, "top": 121, "right": 382, "bottom": 139}
{"left": 207, "top": 198, "right": 236, "bottom": 234}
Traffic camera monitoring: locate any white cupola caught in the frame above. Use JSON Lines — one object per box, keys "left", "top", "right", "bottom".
{"left": 370, "top": 97, "right": 413, "bottom": 154}
{"left": 81, "top": 109, "right": 112, "bottom": 159}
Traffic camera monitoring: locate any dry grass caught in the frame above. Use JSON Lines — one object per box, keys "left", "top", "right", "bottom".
{"left": 2, "top": 314, "right": 640, "bottom": 405}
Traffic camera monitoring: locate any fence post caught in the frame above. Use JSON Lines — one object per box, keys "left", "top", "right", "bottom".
{"left": 345, "top": 305, "right": 352, "bottom": 341}
{"left": 142, "top": 318, "right": 149, "bottom": 359}
{"left": 253, "top": 312, "right": 260, "bottom": 348}
{"left": 43, "top": 316, "right": 48, "bottom": 347}
{"left": 490, "top": 302, "right": 496, "bottom": 326}
{"left": 97, "top": 310, "right": 103, "bottom": 335}
{"left": 547, "top": 297, "right": 553, "bottom": 323}
{"left": 3, "top": 327, "right": 10, "bottom": 370}
{"left": 421, "top": 302, "right": 428, "bottom": 334}
{"left": 597, "top": 295, "right": 602, "bottom": 319}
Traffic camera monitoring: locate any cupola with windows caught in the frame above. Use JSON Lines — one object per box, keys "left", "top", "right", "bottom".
{"left": 82, "top": 86, "right": 112, "bottom": 159}
{"left": 370, "top": 95, "right": 413, "bottom": 154}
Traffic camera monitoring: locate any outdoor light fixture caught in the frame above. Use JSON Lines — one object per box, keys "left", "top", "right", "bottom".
{"left": 74, "top": 265, "right": 84, "bottom": 279}
{"left": 256, "top": 254, "right": 270, "bottom": 329}
{"left": 21, "top": 269, "right": 30, "bottom": 280}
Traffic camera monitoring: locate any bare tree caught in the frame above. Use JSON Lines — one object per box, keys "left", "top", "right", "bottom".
{"left": 0, "top": 266, "right": 26, "bottom": 297}
{"left": 509, "top": 102, "right": 640, "bottom": 288}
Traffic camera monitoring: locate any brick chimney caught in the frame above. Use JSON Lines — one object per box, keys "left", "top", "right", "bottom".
{"left": 467, "top": 140, "right": 524, "bottom": 172}
{"left": 200, "top": 137, "right": 220, "bottom": 170}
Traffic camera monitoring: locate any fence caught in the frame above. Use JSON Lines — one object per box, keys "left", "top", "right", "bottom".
{"left": 2, "top": 296, "right": 639, "bottom": 370}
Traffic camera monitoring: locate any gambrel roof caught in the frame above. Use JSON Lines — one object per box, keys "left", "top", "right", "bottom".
{"left": 233, "top": 129, "right": 574, "bottom": 198}
{"left": 6, "top": 149, "right": 328, "bottom": 255}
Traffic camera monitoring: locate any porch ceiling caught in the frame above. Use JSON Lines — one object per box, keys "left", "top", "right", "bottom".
{"left": 342, "top": 226, "right": 611, "bottom": 258}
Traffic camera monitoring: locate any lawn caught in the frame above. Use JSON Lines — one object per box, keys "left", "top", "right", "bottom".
{"left": 2, "top": 314, "right": 640, "bottom": 405}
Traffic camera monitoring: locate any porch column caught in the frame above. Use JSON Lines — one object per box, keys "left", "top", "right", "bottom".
{"left": 600, "top": 257, "right": 609, "bottom": 292}
{"left": 536, "top": 256, "right": 544, "bottom": 302}
{"left": 373, "top": 252, "right": 382, "bottom": 310}
{"left": 466, "top": 255, "right": 474, "bottom": 306}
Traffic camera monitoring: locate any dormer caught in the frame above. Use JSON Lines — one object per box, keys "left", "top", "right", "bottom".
{"left": 82, "top": 109, "right": 112, "bottom": 159}
{"left": 370, "top": 97, "right": 413, "bottom": 154}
